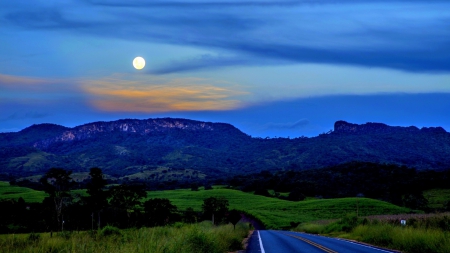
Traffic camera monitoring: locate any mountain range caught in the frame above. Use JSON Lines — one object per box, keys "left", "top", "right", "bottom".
{"left": 1, "top": 118, "right": 449, "bottom": 180}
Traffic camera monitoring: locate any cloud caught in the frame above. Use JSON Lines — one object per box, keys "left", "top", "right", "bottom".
{"left": 1, "top": 0, "right": 449, "bottom": 73}
{"left": 1, "top": 111, "right": 49, "bottom": 121}
{"left": 81, "top": 74, "right": 249, "bottom": 112}
{"left": 265, "top": 119, "right": 310, "bottom": 130}
{"left": 148, "top": 55, "right": 254, "bottom": 74}
{"left": 0, "top": 73, "right": 78, "bottom": 95}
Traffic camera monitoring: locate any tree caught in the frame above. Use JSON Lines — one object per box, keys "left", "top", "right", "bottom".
{"left": 86, "top": 168, "right": 108, "bottom": 230}
{"left": 254, "top": 188, "right": 271, "bottom": 197}
{"left": 287, "top": 187, "right": 306, "bottom": 201}
{"left": 191, "top": 182, "right": 199, "bottom": 191}
{"left": 109, "top": 183, "right": 147, "bottom": 225}
{"left": 403, "top": 192, "right": 429, "bottom": 210}
{"left": 202, "top": 197, "right": 229, "bottom": 225}
{"left": 143, "top": 198, "right": 177, "bottom": 226}
{"left": 227, "top": 209, "right": 242, "bottom": 230}
{"left": 40, "top": 168, "right": 73, "bottom": 232}
{"left": 182, "top": 207, "right": 198, "bottom": 223}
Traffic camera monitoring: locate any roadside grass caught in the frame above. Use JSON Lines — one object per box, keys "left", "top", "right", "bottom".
{"left": 296, "top": 213, "right": 450, "bottom": 253}
{"left": 0, "top": 222, "right": 249, "bottom": 253}
{"left": 351, "top": 224, "right": 450, "bottom": 253}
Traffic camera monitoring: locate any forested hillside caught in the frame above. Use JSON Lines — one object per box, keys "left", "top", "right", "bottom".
{"left": 1, "top": 118, "right": 449, "bottom": 180}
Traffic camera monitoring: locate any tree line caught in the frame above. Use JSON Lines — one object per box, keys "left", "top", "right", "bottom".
{"left": 227, "top": 162, "right": 450, "bottom": 211}
{"left": 0, "top": 168, "right": 241, "bottom": 234}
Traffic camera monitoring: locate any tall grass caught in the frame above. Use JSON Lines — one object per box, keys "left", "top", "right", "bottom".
{"left": 0, "top": 222, "right": 249, "bottom": 253}
{"left": 295, "top": 214, "right": 450, "bottom": 253}
{"left": 352, "top": 224, "right": 450, "bottom": 253}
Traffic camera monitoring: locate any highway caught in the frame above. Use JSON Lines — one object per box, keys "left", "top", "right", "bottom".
{"left": 246, "top": 230, "right": 398, "bottom": 253}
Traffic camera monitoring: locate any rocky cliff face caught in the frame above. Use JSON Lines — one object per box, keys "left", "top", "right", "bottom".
{"left": 31, "top": 118, "right": 237, "bottom": 149}
{"left": 333, "top": 120, "right": 447, "bottom": 134}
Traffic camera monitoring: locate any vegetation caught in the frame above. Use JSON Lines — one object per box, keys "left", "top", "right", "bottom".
{"left": 2, "top": 119, "right": 450, "bottom": 181}
{"left": 424, "top": 188, "right": 450, "bottom": 211}
{"left": 0, "top": 222, "right": 250, "bottom": 253}
{"left": 1, "top": 178, "right": 409, "bottom": 231}
{"left": 145, "top": 188, "right": 409, "bottom": 228}
{"left": 295, "top": 213, "right": 450, "bottom": 253}
{"left": 0, "top": 181, "right": 46, "bottom": 203}
{"left": 228, "top": 162, "right": 450, "bottom": 210}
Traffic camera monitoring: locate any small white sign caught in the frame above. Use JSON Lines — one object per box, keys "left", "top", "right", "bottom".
{"left": 400, "top": 220, "right": 406, "bottom": 226}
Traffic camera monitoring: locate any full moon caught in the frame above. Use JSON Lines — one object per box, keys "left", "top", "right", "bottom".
{"left": 133, "top": 56, "right": 145, "bottom": 70}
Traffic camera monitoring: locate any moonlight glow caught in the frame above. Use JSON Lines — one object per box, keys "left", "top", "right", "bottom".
{"left": 133, "top": 57, "right": 145, "bottom": 70}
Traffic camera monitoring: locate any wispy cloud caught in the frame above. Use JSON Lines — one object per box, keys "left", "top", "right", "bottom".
{"left": 265, "top": 119, "right": 310, "bottom": 130}
{"left": 1, "top": 111, "right": 49, "bottom": 121}
{"left": 148, "top": 55, "right": 253, "bottom": 74}
{"left": 0, "top": 73, "right": 79, "bottom": 96}
{"left": 81, "top": 74, "right": 249, "bottom": 112}
{"left": 1, "top": 71, "right": 249, "bottom": 113}
{"left": 2, "top": 0, "right": 449, "bottom": 73}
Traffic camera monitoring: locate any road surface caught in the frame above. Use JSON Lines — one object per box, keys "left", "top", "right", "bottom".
{"left": 246, "top": 230, "right": 398, "bottom": 253}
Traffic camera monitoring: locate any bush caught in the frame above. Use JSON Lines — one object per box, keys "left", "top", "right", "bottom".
{"left": 186, "top": 228, "right": 220, "bottom": 253}
{"left": 352, "top": 224, "right": 393, "bottom": 246}
{"left": 295, "top": 223, "right": 326, "bottom": 234}
{"left": 28, "top": 233, "right": 41, "bottom": 242}
{"left": 100, "top": 225, "right": 123, "bottom": 237}
{"left": 58, "top": 231, "right": 71, "bottom": 239}
{"left": 227, "top": 237, "right": 243, "bottom": 251}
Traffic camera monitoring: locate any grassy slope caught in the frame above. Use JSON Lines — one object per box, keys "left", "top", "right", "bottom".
{"left": 0, "top": 182, "right": 409, "bottom": 229}
{"left": 0, "top": 181, "right": 47, "bottom": 203}
{"left": 424, "top": 188, "right": 450, "bottom": 209}
{"left": 146, "top": 188, "right": 410, "bottom": 229}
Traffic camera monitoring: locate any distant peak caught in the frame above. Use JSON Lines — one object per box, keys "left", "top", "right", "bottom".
{"left": 333, "top": 120, "right": 446, "bottom": 134}
{"left": 20, "top": 123, "right": 69, "bottom": 133}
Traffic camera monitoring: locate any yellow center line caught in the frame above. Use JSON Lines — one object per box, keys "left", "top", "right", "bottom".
{"left": 281, "top": 232, "right": 338, "bottom": 253}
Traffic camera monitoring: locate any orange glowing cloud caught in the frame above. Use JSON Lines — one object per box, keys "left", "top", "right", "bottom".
{"left": 81, "top": 74, "right": 249, "bottom": 112}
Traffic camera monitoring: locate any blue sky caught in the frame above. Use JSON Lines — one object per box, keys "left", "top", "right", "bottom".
{"left": 1, "top": 0, "right": 449, "bottom": 137}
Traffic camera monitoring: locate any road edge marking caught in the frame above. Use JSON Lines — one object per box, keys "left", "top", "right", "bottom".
{"left": 258, "top": 230, "right": 266, "bottom": 253}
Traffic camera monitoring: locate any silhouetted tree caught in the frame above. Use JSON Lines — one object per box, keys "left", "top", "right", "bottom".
{"left": 40, "top": 168, "right": 73, "bottom": 232}
{"left": 254, "top": 188, "right": 271, "bottom": 197}
{"left": 143, "top": 198, "right": 177, "bottom": 226}
{"left": 183, "top": 207, "right": 198, "bottom": 223}
{"left": 191, "top": 183, "right": 199, "bottom": 191}
{"left": 109, "top": 183, "right": 147, "bottom": 226}
{"left": 288, "top": 187, "right": 306, "bottom": 201}
{"left": 86, "top": 167, "right": 108, "bottom": 230}
{"left": 202, "top": 197, "right": 229, "bottom": 225}
{"left": 227, "top": 209, "right": 242, "bottom": 230}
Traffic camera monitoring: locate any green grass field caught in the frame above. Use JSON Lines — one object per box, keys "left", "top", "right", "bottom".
{"left": 0, "top": 181, "right": 47, "bottom": 203}
{"left": 424, "top": 188, "right": 450, "bottom": 209}
{"left": 146, "top": 188, "right": 410, "bottom": 228}
{"left": 0, "top": 181, "right": 410, "bottom": 229}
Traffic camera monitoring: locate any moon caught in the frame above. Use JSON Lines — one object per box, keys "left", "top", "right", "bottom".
{"left": 133, "top": 56, "right": 145, "bottom": 70}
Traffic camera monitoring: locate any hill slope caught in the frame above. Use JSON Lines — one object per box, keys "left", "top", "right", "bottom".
{"left": 1, "top": 118, "right": 450, "bottom": 178}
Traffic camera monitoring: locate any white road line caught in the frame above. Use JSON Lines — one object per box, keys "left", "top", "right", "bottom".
{"left": 258, "top": 230, "right": 266, "bottom": 253}
{"left": 334, "top": 238, "right": 397, "bottom": 253}
{"left": 291, "top": 231, "right": 397, "bottom": 253}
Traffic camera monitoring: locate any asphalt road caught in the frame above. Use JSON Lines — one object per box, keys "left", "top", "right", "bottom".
{"left": 246, "top": 230, "right": 398, "bottom": 253}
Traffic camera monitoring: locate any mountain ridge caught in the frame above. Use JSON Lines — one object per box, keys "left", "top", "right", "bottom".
{"left": 1, "top": 118, "right": 449, "bottom": 178}
{"left": 334, "top": 120, "right": 447, "bottom": 134}
{"left": 24, "top": 118, "right": 247, "bottom": 149}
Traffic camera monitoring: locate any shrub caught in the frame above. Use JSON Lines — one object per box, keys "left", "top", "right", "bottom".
{"left": 58, "top": 231, "right": 71, "bottom": 239}
{"left": 100, "top": 225, "right": 123, "bottom": 237}
{"left": 186, "top": 228, "right": 220, "bottom": 253}
{"left": 28, "top": 232, "right": 41, "bottom": 242}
